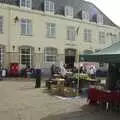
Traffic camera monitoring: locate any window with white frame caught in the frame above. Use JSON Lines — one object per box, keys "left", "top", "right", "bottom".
{"left": 44, "top": 0, "right": 54, "bottom": 14}
{"left": 97, "top": 14, "right": 103, "bottom": 24}
{"left": 67, "top": 26, "right": 76, "bottom": 41}
{"left": 111, "top": 34, "right": 117, "bottom": 44}
{"left": 99, "top": 32, "right": 105, "bottom": 44}
{"left": 20, "top": 0, "right": 32, "bottom": 9}
{"left": 21, "top": 19, "right": 32, "bottom": 35}
{"left": 119, "top": 32, "right": 120, "bottom": 41}
{"left": 44, "top": 47, "right": 57, "bottom": 63}
{"left": 82, "top": 11, "right": 89, "bottom": 21}
{"left": 0, "top": 16, "right": 3, "bottom": 33}
{"left": 64, "top": 6, "right": 73, "bottom": 18}
{"left": 47, "top": 23, "right": 56, "bottom": 38}
{"left": 0, "top": 47, "right": 4, "bottom": 65}
{"left": 84, "top": 29, "right": 92, "bottom": 42}
{"left": 20, "top": 47, "right": 33, "bottom": 67}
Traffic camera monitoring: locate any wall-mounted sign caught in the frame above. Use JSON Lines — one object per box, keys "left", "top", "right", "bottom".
{"left": 65, "top": 43, "right": 77, "bottom": 46}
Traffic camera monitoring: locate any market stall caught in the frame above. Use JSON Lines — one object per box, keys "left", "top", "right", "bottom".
{"left": 46, "top": 72, "right": 97, "bottom": 97}
{"left": 80, "top": 41, "right": 120, "bottom": 111}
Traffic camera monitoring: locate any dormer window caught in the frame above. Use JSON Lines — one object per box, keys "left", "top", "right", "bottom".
{"left": 64, "top": 6, "right": 73, "bottom": 18}
{"left": 82, "top": 11, "right": 89, "bottom": 21}
{"left": 44, "top": 0, "right": 54, "bottom": 14}
{"left": 97, "top": 14, "right": 103, "bottom": 24}
{"left": 20, "top": 0, "right": 32, "bottom": 9}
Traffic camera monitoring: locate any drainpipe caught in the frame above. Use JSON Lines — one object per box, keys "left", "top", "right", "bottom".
{"left": 7, "top": 7, "right": 11, "bottom": 67}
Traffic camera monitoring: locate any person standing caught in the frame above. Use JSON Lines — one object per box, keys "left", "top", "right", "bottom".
{"left": 60, "top": 62, "right": 67, "bottom": 78}
{"left": 2, "top": 67, "right": 6, "bottom": 79}
{"left": 0, "top": 67, "right": 2, "bottom": 81}
{"left": 89, "top": 66, "right": 96, "bottom": 79}
{"left": 26, "top": 66, "right": 31, "bottom": 79}
{"left": 35, "top": 67, "right": 41, "bottom": 88}
{"left": 51, "top": 64, "right": 56, "bottom": 77}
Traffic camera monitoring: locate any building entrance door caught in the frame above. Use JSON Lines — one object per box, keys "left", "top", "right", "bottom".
{"left": 65, "top": 49, "right": 76, "bottom": 68}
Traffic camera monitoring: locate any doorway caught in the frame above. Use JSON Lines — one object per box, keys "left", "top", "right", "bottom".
{"left": 65, "top": 49, "right": 76, "bottom": 68}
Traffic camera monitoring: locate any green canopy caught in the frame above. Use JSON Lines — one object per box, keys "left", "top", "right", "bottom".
{"left": 80, "top": 41, "right": 120, "bottom": 63}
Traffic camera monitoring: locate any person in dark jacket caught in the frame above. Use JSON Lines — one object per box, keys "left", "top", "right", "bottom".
{"left": 0, "top": 68, "right": 2, "bottom": 80}
{"left": 51, "top": 64, "right": 56, "bottom": 77}
{"left": 35, "top": 68, "right": 41, "bottom": 88}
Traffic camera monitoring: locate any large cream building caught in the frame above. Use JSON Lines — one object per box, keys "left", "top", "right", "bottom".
{"left": 0, "top": 0, "right": 120, "bottom": 69}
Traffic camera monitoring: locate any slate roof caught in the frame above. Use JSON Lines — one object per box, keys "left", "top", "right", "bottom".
{"left": 0, "top": 0, "right": 118, "bottom": 27}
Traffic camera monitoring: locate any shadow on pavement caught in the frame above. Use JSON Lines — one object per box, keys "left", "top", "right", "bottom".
{"left": 19, "top": 86, "right": 36, "bottom": 90}
{"left": 40, "top": 105, "right": 120, "bottom": 120}
{"left": 3, "top": 77, "right": 35, "bottom": 82}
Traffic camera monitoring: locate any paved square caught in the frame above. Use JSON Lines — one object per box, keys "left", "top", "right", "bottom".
{"left": 0, "top": 78, "right": 120, "bottom": 120}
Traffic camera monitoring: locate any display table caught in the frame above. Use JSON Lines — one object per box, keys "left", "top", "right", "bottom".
{"left": 55, "top": 78, "right": 65, "bottom": 96}
{"left": 71, "top": 73, "right": 97, "bottom": 91}
{"left": 48, "top": 78, "right": 76, "bottom": 97}
{"left": 49, "top": 78, "right": 64, "bottom": 85}
{"left": 72, "top": 73, "right": 91, "bottom": 81}
{"left": 88, "top": 88, "right": 120, "bottom": 111}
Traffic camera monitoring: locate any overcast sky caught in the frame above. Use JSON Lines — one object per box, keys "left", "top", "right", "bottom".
{"left": 86, "top": 0, "right": 120, "bottom": 26}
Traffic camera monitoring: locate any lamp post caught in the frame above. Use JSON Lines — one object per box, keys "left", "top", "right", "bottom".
{"left": 76, "top": 26, "right": 80, "bottom": 96}
{"left": 76, "top": 49, "right": 80, "bottom": 96}
{"left": 12, "top": 45, "right": 15, "bottom": 63}
{"left": 38, "top": 47, "right": 41, "bottom": 68}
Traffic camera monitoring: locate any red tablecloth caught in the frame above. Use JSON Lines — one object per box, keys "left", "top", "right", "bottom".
{"left": 8, "top": 63, "right": 19, "bottom": 77}
{"left": 88, "top": 88, "right": 120, "bottom": 104}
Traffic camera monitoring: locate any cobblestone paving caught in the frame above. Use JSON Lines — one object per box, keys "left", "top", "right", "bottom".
{"left": 0, "top": 78, "right": 120, "bottom": 120}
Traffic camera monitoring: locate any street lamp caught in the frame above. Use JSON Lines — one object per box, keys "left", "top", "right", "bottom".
{"left": 12, "top": 45, "right": 15, "bottom": 63}
{"left": 14, "top": 16, "right": 19, "bottom": 23}
{"left": 38, "top": 47, "right": 41, "bottom": 52}
{"left": 76, "top": 50, "right": 80, "bottom": 96}
{"left": 12, "top": 45, "right": 15, "bottom": 51}
{"left": 76, "top": 26, "right": 80, "bottom": 96}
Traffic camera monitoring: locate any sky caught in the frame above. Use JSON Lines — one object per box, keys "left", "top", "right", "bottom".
{"left": 86, "top": 0, "right": 120, "bottom": 26}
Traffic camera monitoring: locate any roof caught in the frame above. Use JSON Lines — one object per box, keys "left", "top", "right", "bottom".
{"left": 80, "top": 41, "right": 120, "bottom": 63}
{"left": 0, "top": 0, "right": 118, "bottom": 27}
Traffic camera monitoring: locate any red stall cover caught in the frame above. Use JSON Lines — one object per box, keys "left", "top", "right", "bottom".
{"left": 88, "top": 88, "right": 120, "bottom": 104}
{"left": 9, "top": 63, "right": 19, "bottom": 77}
